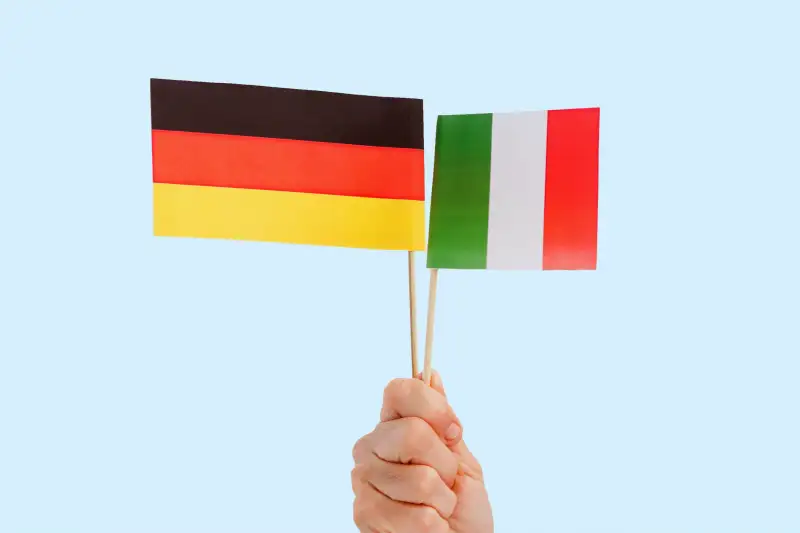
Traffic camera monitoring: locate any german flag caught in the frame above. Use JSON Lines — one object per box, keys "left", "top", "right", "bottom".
{"left": 150, "top": 79, "right": 425, "bottom": 251}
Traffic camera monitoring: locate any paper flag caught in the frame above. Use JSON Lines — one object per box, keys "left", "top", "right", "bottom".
{"left": 150, "top": 78, "right": 425, "bottom": 251}
{"left": 427, "top": 108, "right": 600, "bottom": 270}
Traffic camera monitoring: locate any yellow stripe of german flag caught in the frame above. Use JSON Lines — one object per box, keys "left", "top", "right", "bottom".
{"left": 154, "top": 183, "right": 425, "bottom": 250}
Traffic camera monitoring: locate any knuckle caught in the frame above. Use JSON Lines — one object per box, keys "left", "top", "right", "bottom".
{"left": 432, "top": 519, "right": 450, "bottom": 533}
{"left": 405, "top": 416, "right": 427, "bottom": 437}
{"left": 352, "top": 435, "right": 370, "bottom": 463}
{"left": 352, "top": 499, "right": 371, "bottom": 528}
{"left": 383, "top": 378, "right": 407, "bottom": 400}
{"left": 416, "top": 505, "right": 446, "bottom": 532}
{"left": 351, "top": 463, "right": 367, "bottom": 484}
{"left": 350, "top": 468, "right": 360, "bottom": 495}
{"left": 392, "top": 377, "right": 420, "bottom": 404}
{"left": 405, "top": 417, "right": 433, "bottom": 446}
{"left": 419, "top": 466, "right": 440, "bottom": 496}
{"left": 399, "top": 377, "right": 418, "bottom": 397}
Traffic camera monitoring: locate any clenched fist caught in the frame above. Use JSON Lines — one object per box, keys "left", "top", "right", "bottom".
{"left": 351, "top": 371, "right": 493, "bottom": 533}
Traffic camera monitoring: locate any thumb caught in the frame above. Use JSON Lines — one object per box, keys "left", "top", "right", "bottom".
{"left": 430, "top": 370, "right": 447, "bottom": 398}
{"left": 418, "top": 371, "right": 482, "bottom": 478}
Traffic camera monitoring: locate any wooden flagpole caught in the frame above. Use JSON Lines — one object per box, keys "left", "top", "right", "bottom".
{"left": 408, "top": 251, "right": 419, "bottom": 377}
{"left": 422, "top": 268, "right": 439, "bottom": 385}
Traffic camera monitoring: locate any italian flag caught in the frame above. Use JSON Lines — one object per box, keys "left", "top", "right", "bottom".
{"left": 427, "top": 107, "right": 600, "bottom": 270}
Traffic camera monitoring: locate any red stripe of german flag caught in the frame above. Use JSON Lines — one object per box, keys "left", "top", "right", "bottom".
{"left": 150, "top": 79, "right": 425, "bottom": 250}
{"left": 152, "top": 130, "right": 424, "bottom": 201}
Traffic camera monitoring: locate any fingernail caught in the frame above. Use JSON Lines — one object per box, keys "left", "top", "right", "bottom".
{"left": 445, "top": 423, "right": 461, "bottom": 441}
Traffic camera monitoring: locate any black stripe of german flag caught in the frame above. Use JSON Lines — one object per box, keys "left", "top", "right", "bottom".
{"left": 150, "top": 78, "right": 426, "bottom": 251}
{"left": 150, "top": 78, "right": 424, "bottom": 149}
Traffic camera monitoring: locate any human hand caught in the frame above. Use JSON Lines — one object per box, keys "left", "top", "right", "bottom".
{"left": 352, "top": 371, "right": 493, "bottom": 532}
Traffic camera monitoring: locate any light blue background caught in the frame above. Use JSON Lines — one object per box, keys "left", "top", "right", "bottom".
{"left": 2, "top": 1, "right": 799, "bottom": 531}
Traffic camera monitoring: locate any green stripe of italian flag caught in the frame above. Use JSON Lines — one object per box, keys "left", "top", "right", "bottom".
{"left": 426, "top": 107, "right": 600, "bottom": 270}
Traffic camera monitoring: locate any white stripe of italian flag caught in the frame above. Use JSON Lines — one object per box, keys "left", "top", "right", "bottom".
{"left": 427, "top": 107, "right": 600, "bottom": 270}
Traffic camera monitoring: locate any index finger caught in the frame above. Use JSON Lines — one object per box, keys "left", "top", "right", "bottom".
{"left": 380, "top": 378, "right": 462, "bottom": 446}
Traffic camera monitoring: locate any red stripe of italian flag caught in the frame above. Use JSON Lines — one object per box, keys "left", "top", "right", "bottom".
{"left": 427, "top": 107, "right": 600, "bottom": 270}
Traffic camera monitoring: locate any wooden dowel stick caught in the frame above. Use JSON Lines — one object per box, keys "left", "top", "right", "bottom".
{"left": 422, "top": 268, "right": 439, "bottom": 385}
{"left": 408, "top": 251, "right": 418, "bottom": 378}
